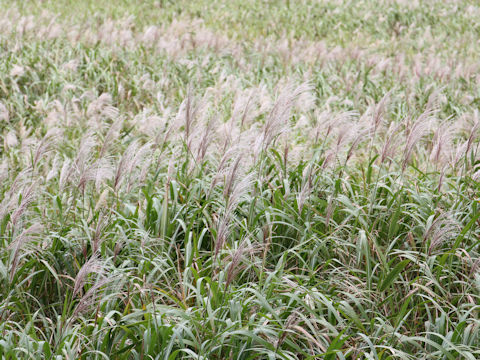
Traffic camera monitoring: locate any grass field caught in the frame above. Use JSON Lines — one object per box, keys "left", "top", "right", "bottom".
{"left": 1, "top": 0, "right": 480, "bottom": 359}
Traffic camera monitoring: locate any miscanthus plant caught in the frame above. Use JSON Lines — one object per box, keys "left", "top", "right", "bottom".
{"left": 1, "top": 1, "right": 479, "bottom": 359}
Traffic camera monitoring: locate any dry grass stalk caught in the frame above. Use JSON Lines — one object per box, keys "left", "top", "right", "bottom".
{"left": 402, "top": 112, "right": 434, "bottom": 171}
{"left": 73, "top": 254, "right": 104, "bottom": 297}
{"left": 10, "top": 183, "right": 36, "bottom": 227}
{"left": 259, "top": 82, "right": 312, "bottom": 154}
{"left": 424, "top": 211, "right": 460, "bottom": 254}
{"left": 8, "top": 222, "right": 43, "bottom": 281}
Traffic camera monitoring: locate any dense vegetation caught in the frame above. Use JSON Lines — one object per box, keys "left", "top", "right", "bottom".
{"left": 1, "top": 1, "right": 479, "bottom": 358}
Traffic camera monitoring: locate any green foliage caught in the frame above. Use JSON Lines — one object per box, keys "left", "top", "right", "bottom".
{"left": 1, "top": 0, "right": 480, "bottom": 359}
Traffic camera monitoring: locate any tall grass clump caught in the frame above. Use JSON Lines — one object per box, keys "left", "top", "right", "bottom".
{"left": 1, "top": 0, "right": 479, "bottom": 359}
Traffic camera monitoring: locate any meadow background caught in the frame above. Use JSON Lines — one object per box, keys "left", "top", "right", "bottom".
{"left": 1, "top": 0, "right": 480, "bottom": 359}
